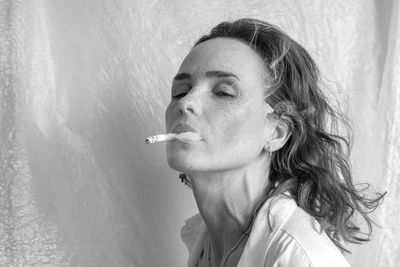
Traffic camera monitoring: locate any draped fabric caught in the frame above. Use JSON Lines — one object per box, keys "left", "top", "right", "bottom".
{"left": 0, "top": 0, "right": 399, "bottom": 266}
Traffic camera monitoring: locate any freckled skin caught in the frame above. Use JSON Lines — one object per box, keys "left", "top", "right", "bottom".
{"left": 165, "top": 37, "right": 274, "bottom": 175}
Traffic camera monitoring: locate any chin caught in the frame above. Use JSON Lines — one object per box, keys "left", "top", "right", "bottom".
{"left": 167, "top": 154, "right": 190, "bottom": 172}
{"left": 166, "top": 151, "right": 204, "bottom": 174}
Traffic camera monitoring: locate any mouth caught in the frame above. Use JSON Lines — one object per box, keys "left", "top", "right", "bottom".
{"left": 169, "top": 123, "right": 202, "bottom": 143}
{"left": 171, "top": 124, "right": 198, "bottom": 134}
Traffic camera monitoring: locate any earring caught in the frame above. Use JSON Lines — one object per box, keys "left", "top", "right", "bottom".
{"left": 267, "top": 143, "right": 272, "bottom": 156}
{"left": 179, "top": 173, "right": 191, "bottom": 187}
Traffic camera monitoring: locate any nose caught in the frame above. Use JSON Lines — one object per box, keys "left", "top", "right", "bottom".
{"left": 178, "top": 94, "right": 201, "bottom": 116}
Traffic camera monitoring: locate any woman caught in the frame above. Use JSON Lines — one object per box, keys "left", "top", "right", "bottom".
{"left": 165, "top": 18, "right": 384, "bottom": 266}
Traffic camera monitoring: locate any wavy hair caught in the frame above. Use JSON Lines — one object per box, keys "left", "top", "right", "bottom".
{"left": 182, "top": 18, "right": 385, "bottom": 252}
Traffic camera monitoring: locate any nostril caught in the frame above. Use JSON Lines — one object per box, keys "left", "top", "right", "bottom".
{"left": 179, "top": 100, "right": 197, "bottom": 115}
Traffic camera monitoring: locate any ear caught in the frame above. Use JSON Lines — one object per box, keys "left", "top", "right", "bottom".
{"left": 263, "top": 114, "right": 292, "bottom": 153}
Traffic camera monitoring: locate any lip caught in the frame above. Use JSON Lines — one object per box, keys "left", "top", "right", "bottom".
{"left": 171, "top": 123, "right": 198, "bottom": 134}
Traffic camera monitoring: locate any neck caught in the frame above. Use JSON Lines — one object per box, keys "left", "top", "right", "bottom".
{"left": 189, "top": 153, "right": 271, "bottom": 265}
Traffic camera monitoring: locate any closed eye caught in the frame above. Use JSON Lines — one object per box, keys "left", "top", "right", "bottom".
{"left": 215, "top": 92, "right": 233, "bottom": 97}
{"left": 214, "top": 82, "right": 236, "bottom": 97}
{"left": 171, "top": 82, "right": 237, "bottom": 99}
{"left": 172, "top": 83, "right": 190, "bottom": 99}
{"left": 173, "top": 92, "right": 187, "bottom": 98}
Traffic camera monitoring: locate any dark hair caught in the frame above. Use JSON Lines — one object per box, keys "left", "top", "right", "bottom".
{"left": 183, "top": 18, "right": 385, "bottom": 253}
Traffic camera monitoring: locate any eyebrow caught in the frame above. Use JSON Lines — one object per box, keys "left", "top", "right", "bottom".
{"left": 172, "top": 70, "right": 240, "bottom": 82}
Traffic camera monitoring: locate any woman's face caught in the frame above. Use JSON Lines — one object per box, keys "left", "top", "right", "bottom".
{"left": 165, "top": 37, "right": 274, "bottom": 174}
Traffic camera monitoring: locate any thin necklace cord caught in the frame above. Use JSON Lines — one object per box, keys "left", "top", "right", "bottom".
{"left": 207, "top": 222, "right": 253, "bottom": 267}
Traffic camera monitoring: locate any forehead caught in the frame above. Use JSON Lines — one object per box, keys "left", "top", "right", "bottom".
{"left": 178, "top": 38, "right": 266, "bottom": 80}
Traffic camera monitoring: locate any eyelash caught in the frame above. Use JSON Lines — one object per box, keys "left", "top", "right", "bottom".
{"left": 172, "top": 84, "right": 234, "bottom": 99}
{"left": 173, "top": 91, "right": 232, "bottom": 99}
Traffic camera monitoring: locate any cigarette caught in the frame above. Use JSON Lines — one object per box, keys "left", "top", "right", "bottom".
{"left": 145, "top": 132, "right": 202, "bottom": 144}
{"left": 145, "top": 133, "right": 176, "bottom": 144}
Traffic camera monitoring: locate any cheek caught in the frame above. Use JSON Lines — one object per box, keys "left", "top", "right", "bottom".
{"left": 217, "top": 102, "right": 265, "bottom": 147}
{"left": 206, "top": 104, "right": 265, "bottom": 168}
{"left": 165, "top": 103, "right": 176, "bottom": 128}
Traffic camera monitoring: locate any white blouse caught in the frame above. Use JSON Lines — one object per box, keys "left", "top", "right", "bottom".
{"left": 181, "top": 194, "right": 351, "bottom": 267}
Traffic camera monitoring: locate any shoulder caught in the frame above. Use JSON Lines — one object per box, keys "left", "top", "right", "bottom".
{"left": 265, "top": 231, "right": 312, "bottom": 267}
{"left": 267, "top": 197, "right": 351, "bottom": 267}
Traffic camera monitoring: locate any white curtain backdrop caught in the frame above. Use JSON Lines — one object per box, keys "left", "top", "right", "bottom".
{"left": 0, "top": 0, "right": 399, "bottom": 266}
